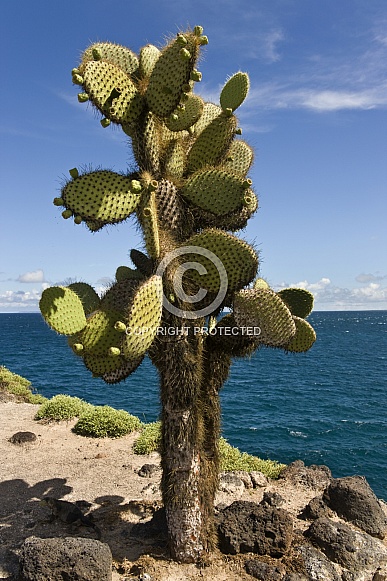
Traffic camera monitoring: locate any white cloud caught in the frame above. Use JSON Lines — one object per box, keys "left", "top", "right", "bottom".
{"left": 246, "top": 83, "right": 387, "bottom": 113}
{"left": 242, "top": 24, "right": 387, "bottom": 113}
{"left": 352, "top": 282, "right": 387, "bottom": 301}
{"left": 0, "top": 289, "right": 42, "bottom": 311}
{"left": 262, "top": 29, "right": 284, "bottom": 63}
{"left": 356, "top": 273, "right": 386, "bottom": 283}
{"left": 300, "top": 88, "right": 387, "bottom": 112}
{"left": 17, "top": 269, "right": 46, "bottom": 283}
{"left": 276, "top": 277, "right": 387, "bottom": 310}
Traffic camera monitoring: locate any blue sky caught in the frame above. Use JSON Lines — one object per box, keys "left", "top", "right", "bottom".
{"left": 1, "top": 0, "right": 386, "bottom": 312}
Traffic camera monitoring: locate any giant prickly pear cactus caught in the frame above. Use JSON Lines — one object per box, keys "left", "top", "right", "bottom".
{"left": 40, "top": 27, "right": 316, "bottom": 562}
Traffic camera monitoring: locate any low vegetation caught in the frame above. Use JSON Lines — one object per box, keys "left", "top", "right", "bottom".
{"left": 133, "top": 421, "right": 285, "bottom": 478}
{"left": 219, "top": 437, "right": 285, "bottom": 478}
{"left": 1, "top": 365, "right": 285, "bottom": 477}
{"left": 133, "top": 421, "right": 162, "bottom": 454}
{"left": 35, "top": 394, "right": 92, "bottom": 421}
{"left": 0, "top": 366, "right": 47, "bottom": 404}
{"left": 72, "top": 405, "right": 142, "bottom": 438}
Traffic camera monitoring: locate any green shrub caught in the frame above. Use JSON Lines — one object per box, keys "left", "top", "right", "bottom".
{"left": 133, "top": 421, "right": 162, "bottom": 454}
{"left": 0, "top": 366, "right": 31, "bottom": 388}
{"left": 132, "top": 423, "right": 285, "bottom": 478}
{"left": 0, "top": 366, "right": 47, "bottom": 404}
{"left": 73, "top": 405, "right": 142, "bottom": 438}
{"left": 219, "top": 437, "right": 285, "bottom": 478}
{"left": 35, "top": 394, "right": 92, "bottom": 421}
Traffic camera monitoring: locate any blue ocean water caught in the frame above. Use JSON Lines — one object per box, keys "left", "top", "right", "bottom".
{"left": 0, "top": 311, "right": 386, "bottom": 499}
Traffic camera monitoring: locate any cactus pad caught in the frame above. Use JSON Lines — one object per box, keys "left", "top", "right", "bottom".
{"left": 145, "top": 31, "right": 201, "bottom": 118}
{"left": 139, "top": 44, "right": 161, "bottom": 78}
{"left": 165, "top": 94, "right": 204, "bottom": 132}
{"left": 253, "top": 278, "right": 270, "bottom": 290}
{"left": 130, "top": 249, "right": 154, "bottom": 276}
{"left": 156, "top": 179, "right": 185, "bottom": 231}
{"left": 79, "top": 42, "right": 139, "bottom": 77}
{"left": 101, "top": 279, "right": 140, "bottom": 314}
{"left": 207, "top": 313, "right": 261, "bottom": 357}
{"left": 137, "top": 189, "right": 160, "bottom": 259}
{"left": 183, "top": 229, "right": 258, "bottom": 293}
{"left": 192, "top": 190, "right": 257, "bottom": 232}
{"left": 40, "top": 286, "right": 87, "bottom": 335}
{"left": 123, "top": 275, "right": 163, "bottom": 359}
{"left": 82, "top": 61, "right": 144, "bottom": 124}
{"left": 163, "top": 138, "right": 186, "bottom": 179}
{"left": 83, "top": 352, "right": 125, "bottom": 377}
{"left": 61, "top": 170, "right": 143, "bottom": 227}
{"left": 115, "top": 266, "right": 144, "bottom": 282}
{"left": 187, "top": 111, "right": 237, "bottom": 173}
{"left": 129, "top": 111, "right": 161, "bottom": 175}
{"left": 234, "top": 288, "right": 296, "bottom": 347}
{"left": 67, "top": 282, "right": 100, "bottom": 314}
{"left": 191, "top": 102, "right": 222, "bottom": 137}
{"left": 182, "top": 169, "right": 254, "bottom": 215}
{"left": 220, "top": 72, "right": 250, "bottom": 112}
{"left": 79, "top": 309, "right": 123, "bottom": 356}
{"left": 222, "top": 140, "right": 254, "bottom": 176}
{"left": 277, "top": 288, "right": 314, "bottom": 319}
{"left": 102, "top": 355, "right": 145, "bottom": 384}
{"left": 284, "top": 316, "right": 316, "bottom": 352}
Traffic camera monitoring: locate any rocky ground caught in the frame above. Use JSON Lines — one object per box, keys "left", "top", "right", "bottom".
{"left": 1, "top": 401, "right": 386, "bottom": 581}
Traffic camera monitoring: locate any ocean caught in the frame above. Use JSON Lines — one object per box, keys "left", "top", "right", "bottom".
{"left": 1, "top": 311, "right": 386, "bottom": 500}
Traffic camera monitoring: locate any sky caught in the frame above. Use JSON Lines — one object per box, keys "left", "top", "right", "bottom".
{"left": 1, "top": 0, "right": 386, "bottom": 312}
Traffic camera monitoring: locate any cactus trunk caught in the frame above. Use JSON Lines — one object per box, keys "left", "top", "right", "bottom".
{"left": 150, "top": 319, "right": 205, "bottom": 560}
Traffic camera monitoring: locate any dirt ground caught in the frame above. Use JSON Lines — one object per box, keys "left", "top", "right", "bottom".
{"left": 1, "top": 401, "right": 383, "bottom": 580}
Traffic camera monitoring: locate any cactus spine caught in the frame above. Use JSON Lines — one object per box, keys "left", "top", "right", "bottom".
{"left": 40, "top": 27, "right": 316, "bottom": 563}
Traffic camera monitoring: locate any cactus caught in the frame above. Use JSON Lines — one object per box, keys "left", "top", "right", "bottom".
{"left": 40, "top": 26, "right": 316, "bottom": 563}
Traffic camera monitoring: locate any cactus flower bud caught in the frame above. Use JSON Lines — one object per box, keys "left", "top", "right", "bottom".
{"left": 77, "top": 93, "right": 89, "bottom": 103}
{"left": 72, "top": 74, "right": 84, "bottom": 85}
{"left": 53, "top": 197, "right": 64, "bottom": 206}
{"left": 100, "top": 118, "right": 111, "bottom": 128}
{"left": 190, "top": 70, "right": 202, "bottom": 82}
{"left": 199, "top": 35, "right": 209, "bottom": 45}
{"left": 74, "top": 215, "right": 82, "bottom": 224}
{"left": 176, "top": 34, "right": 188, "bottom": 46}
{"left": 114, "top": 321, "right": 127, "bottom": 333}
{"left": 180, "top": 48, "right": 191, "bottom": 61}
{"left": 108, "top": 347, "right": 121, "bottom": 357}
{"left": 72, "top": 343, "right": 84, "bottom": 354}
{"left": 69, "top": 168, "right": 79, "bottom": 179}
{"left": 62, "top": 209, "right": 73, "bottom": 219}
{"left": 194, "top": 26, "right": 204, "bottom": 36}
{"left": 92, "top": 47, "right": 102, "bottom": 60}
{"left": 130, "top": 180, "right": 142, "bottom": 193}
{"left": 242, "top": 179, "right": 253, "bottom": 190}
